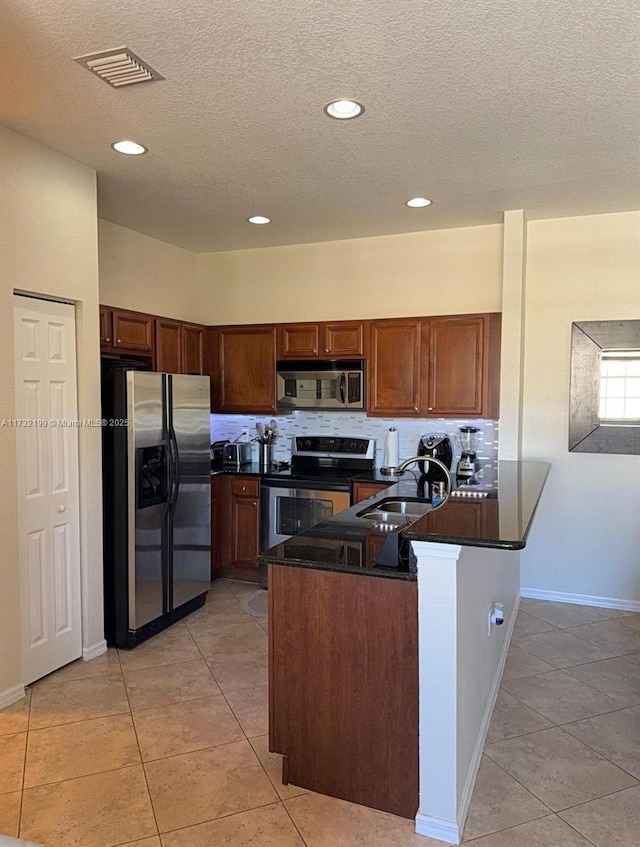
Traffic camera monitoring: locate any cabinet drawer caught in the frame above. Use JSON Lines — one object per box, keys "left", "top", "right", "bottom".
{"left": 231, "top": 477, "right": 260, "bottom": 498}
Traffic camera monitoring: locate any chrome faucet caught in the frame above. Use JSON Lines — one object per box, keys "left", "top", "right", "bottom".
{"left": 397, "top": 455, "right": 453, "bottom": 507}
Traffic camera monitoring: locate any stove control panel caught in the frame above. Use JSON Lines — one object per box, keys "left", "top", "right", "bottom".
{"left": 292, "top": 436, "right": 375, "bottom": 460}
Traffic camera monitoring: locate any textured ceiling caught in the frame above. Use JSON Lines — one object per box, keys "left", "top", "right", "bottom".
{"left": 1, "top": 0, "right": 639, "bottom": 252}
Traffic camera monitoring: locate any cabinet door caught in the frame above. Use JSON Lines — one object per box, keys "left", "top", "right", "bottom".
{"left": 323, "top": 321, "right": 366, "bottom": 357}
{"left": 426, "top": 499, "right": 484, "bottom": 537}
{"left": 231, "top": 496, "right": 260, "bottom": 569}
{"left": 112, "top": 309, "right": 154, "bottom": 352}
{"left": 99, "top": 306, "right": 113, "bottom": 348}
{"left": 210, "top": 475, "right": 227, "bottom": 578}
{"left": 155, "top": 318, "right": 183, "bottom": 373}
{"left": 277, "top": 323, "right": 320, "bottom": 359}
{"left": 352, "top": 481, "right": 390, "bottom": 505}
{"left": 213, "top": 325, "right": 277, "bottom": 413}
{"left": 183, "top": 324, "right": 205, "bottom": 375}
{"left": 368, "top": 319, "right": 425, "bottom": 416}
{"left": 426, "top": 314, "right": 500, "bottom": 418}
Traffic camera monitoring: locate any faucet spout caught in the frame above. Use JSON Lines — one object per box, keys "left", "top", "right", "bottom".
{"left": 397, "top": 455, "right": 452, "bottom": 507}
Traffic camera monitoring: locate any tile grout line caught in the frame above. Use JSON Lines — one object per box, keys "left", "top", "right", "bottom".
{"left": 280, "top": 798, "right": 312, "bottom": 847}
{"left": 16, "top": 687, "right": 32, "bottom": 839}
{"left": 118, "top": 642, "right": 162, "bottom": 843}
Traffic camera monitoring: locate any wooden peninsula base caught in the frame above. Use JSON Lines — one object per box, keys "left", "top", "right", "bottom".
{"left": 268, "top": 563, "right": 418, "bottom": 820}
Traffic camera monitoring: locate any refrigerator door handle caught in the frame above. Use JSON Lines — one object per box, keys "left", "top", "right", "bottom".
{"left": 167, "top": 428, "right": 180, "bottom": 512}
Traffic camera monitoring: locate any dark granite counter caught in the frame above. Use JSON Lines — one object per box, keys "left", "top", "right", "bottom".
{"left": 257, "top": 461, "right": 550, "bottom": 580}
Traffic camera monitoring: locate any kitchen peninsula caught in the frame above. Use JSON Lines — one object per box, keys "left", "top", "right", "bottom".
{"left": 260, "top": 460, "right": 550, "bottom": 841}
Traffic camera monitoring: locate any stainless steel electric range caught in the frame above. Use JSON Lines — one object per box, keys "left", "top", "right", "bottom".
{"left": 259, "top": 435, "right": 375, "bottom": 587}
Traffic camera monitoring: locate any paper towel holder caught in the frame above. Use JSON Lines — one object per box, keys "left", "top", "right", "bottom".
{"left": 380, "top": 426, "right": 401, "bottom": 476}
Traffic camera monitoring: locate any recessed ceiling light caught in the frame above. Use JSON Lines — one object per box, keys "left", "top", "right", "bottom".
{"left": 323, "top": 100, "right": 365, "bottom": 120}
{"left": 405, "top": 197, "right": 433, "bottom": 208}
{"left": 247, "top": 215, "right": 271, "bottom": 225}
{"left": 111, "top": 140, "right": 148, "bottom": 155}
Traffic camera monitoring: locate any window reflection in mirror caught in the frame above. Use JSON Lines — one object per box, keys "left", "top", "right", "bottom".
{"left": 599, "top": 350, "right": 640, "bottom": 424}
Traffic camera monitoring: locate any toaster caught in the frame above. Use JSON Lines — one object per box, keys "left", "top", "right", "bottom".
{"left": 223, "top": 441, "right": 252, "bottom": 469}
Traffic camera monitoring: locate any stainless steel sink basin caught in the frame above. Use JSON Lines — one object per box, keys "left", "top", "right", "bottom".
{"left": 357, "top": 498, "right": 432, "bottom": 523}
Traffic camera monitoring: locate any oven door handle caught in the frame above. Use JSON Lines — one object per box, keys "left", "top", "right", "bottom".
{"left": 339, "top": 372, "right": 347, "bottom": 405}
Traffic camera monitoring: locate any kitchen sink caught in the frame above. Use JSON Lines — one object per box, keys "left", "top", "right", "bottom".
{"left": 357, "top": 498, "right": 432, "bottom": 524}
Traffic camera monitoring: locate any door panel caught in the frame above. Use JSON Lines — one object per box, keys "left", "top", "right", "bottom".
{"left": 14, "top": 295, "right": 82, "bottom": 684}
{"left": 170, "top": 375, "right": 211, "bottom": 609}
{"left": 128, "top": 372, "right": 166, "bottom": 629}
{"left": 156, "top": 319, "right": 183, "bottom": 373}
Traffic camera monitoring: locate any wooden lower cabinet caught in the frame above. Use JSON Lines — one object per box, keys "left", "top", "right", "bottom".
{"left": 424, "top": 497, "right": 499, "bottom": 539}
{"left": 351, "top": 481, "right": 390, "bottom": 505}
{"left": 269, "top": 565, "right": 418, "bottom": 819}
{"left": 212, "top": 475, "right": 261, "bottom": 583}
{"left": 210, "top": 475, "right": 225, "bottom": 579}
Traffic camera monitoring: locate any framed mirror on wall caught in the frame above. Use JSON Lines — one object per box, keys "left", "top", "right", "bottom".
{"left": 569, "top": 320, "right": 640, "bottom": 454}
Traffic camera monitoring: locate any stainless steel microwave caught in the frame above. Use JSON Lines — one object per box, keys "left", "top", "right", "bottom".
{"left": 276, "top": 359, "right": 366, "bottom": 411}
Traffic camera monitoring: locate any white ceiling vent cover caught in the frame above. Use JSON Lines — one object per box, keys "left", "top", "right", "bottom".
{"left": 74, "top": 47, "right": 164, "bottom": 88}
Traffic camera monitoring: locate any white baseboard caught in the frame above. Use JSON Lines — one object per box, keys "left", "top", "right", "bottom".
{"left": 82, "top": 639, "right": 107, "bottom": 661}
{"left": 454, "top": 594, "right": 520, "bottom": 838}
{"left": 521, "top": 588, "right": 640, "bottom": 613}
{"left": 0, "top": 684, "right": 26, "bottom": 711}
{"left": 415, "top": 597, "right": 520, "bottom": 844}
{"left": 415, "top": 812, "right": 461, "bottom": 844}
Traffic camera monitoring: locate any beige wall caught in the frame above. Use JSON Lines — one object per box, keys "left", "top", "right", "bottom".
{"left": 0, "top": 126, "right": 103, "bottom": 697}
{"left": 98, "top": 219, "right": 198, "bottom": 321}
{"left": 521, "top": 211, "right": 640, "bottom": 603}
{"left": 195, "top": 224, "right": 504, "bottom": 324}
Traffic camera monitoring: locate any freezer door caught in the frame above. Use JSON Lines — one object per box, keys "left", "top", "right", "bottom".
{"left": 169, "top": 374, "right": 211, "bottom": 609}
{"left": 127, "top": 371, "right": 167, "bottom": 630}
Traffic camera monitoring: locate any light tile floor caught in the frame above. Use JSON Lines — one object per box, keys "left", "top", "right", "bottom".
{"left": 2, "top": 588, "right": 640, "bottom": 846}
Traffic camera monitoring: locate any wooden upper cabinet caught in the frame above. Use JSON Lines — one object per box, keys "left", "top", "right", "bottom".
{"left": 277, "top": 321, "right": 366, "bottom": 359}
{"left": 183, "top": 323, "right": 205, "bottom": 375}
{"left": 155, "top": 319, "right": 205, "bottom": 374}
{"left": 368, "top": 318, "right": 426, "bottom": 416}
{"left": 425, "top": 313, "right": 501, "bottom": 418}
{"left": 209, "top": 325, "right": 277, "bottom": 413}
{"left": 112, "top": 309, "right": 154, "bottom": 352}
{"left": 277, "top": 323, "right": 320, "bottom": 358}
{"left": 324, "top": 321, "right": 366, "bottom": 357}
{"left": 99, "top": 306, "right": 113, "bottom": 347}
{"left": 155, "top": 318, "right": 183, "bottom": 373}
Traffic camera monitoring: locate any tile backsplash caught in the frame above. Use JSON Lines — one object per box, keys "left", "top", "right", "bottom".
{"left": 210, "top": 411, "right": 499, "bottom": 468}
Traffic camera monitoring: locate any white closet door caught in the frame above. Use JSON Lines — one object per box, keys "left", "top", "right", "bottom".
{"left": 13, "top": 295, "right": 82, "bottom": 684}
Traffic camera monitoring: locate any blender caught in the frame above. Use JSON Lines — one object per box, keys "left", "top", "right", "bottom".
{"left": 456, "top": 426, "right": 481, "bottom": 482}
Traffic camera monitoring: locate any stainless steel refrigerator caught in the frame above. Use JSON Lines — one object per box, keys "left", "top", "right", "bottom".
{"left": 102, "top": 366, "right": 211, "bottom": 648}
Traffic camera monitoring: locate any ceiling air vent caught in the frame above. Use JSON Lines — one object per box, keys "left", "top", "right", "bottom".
{"left": 74, "top": 47, "right": 164, "bottom": 88}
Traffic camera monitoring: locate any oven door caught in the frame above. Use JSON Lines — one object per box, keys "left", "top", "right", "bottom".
{"left": 260, "top": 482, "right": 351, "bottom": 551}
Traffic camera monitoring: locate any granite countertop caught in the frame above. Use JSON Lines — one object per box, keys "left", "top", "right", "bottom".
{"left": 257, "top": 460, "right": 551, "bottom": 580}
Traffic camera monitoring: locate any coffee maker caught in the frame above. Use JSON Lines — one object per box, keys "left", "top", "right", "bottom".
{"left": 456, "top": 426, "right": 481, "bottom": 482}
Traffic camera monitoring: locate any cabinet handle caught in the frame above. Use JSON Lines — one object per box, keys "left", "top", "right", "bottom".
{"left": 428, "top": 407, "right": 433, "bottom": 411}
{"left": 325, "top": 347, "right": 329, "bottom": 353}
{"left": 116, "top": 338, "right": 122, "bottom": 344}
{"left": 241, "top": 486, "right": 246, "bottom": 492}
{"left": 106, "top": 337, "right": 111, "bottom": 342}
{"left": 253, "top": 501, "right": 257, "bottom": 506}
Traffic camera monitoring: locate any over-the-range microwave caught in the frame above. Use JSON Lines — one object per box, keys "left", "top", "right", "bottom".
{"left": 276, "top": 359, "right": 365, "bottom": 411}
